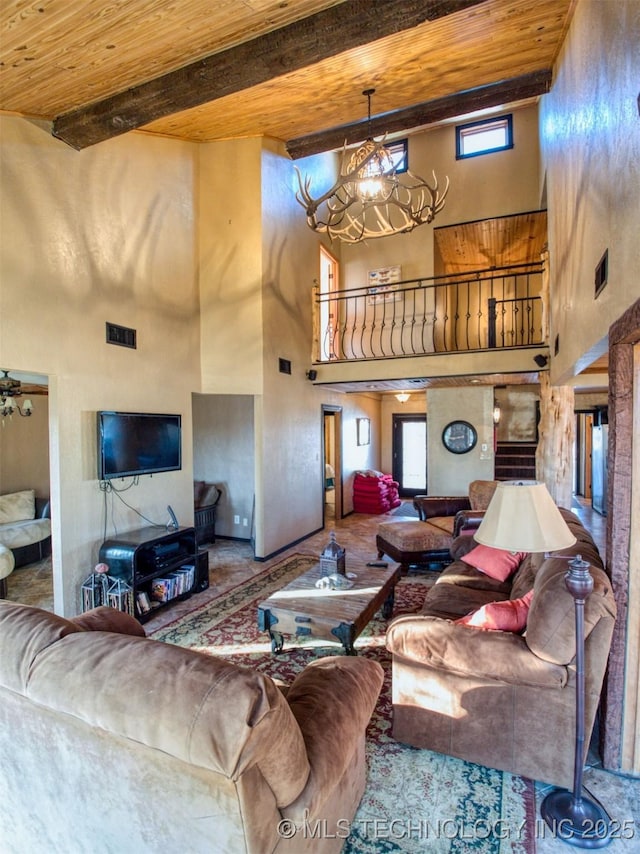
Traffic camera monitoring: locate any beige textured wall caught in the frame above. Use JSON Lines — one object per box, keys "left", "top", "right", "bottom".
{"left": 258, "top": 140, "right": 327, "bottom": 555}
{"left": 196, "top": 137, "right": 380, "bottom": 556}
{"left": 0, "top": 395, "right": 50, "bottom": 497}
{"left": 259, "top": 141, "right": 382, "bottom": 552}
{"left": 427, "top": 387, "right": 495, "bottom": 494}
{"left": 0, "top": 117, "right": 199, "bottom": 615}
{"left": 540, "top": 0, "right": 640, "bottom": 778}
{"left": 495, "top": 386, "right": 539, "bottom": 443}
{"left": 199, "top": 138, "right": 264, "bottom": 394}
{"left": 540, "top": 0, "right": 640, "bottom": 382}
{"left": 192, "top": 393, "right": 255, "bottom": 538}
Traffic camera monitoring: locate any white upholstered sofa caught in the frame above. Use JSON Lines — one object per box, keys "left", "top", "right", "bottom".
{"left": 0, "top": 489, "right": 51, "bottom": 581}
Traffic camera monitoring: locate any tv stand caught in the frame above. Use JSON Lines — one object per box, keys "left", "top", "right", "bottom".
{"left": 99, "top": 526, "right": 199, "bottom": 622}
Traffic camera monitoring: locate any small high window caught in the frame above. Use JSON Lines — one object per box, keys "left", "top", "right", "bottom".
{"left": 384, "top": 139, "right": 408, "bottom": 173}
{"left": 456, "top": 115, "right": 513, "bottom": 159}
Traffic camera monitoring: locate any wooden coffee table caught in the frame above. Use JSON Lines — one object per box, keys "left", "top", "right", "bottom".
{"left": 257, "top": 560, "right": 401, "bottom": 655}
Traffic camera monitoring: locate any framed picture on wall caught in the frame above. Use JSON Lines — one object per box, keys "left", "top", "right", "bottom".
{"left": 367, "top": 266, "right": 402, "bottom": 304}
{"left": 357, "top": 418, "right": 371, "bottom": 446}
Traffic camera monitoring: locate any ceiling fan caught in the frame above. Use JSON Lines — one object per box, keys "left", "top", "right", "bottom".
{"left": 0, "top": 369, "right": 48, "bottom": 398}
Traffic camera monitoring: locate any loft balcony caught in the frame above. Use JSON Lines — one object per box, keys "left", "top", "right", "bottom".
{"left": 310, "top": 262, "right": 550, "bottom": 388}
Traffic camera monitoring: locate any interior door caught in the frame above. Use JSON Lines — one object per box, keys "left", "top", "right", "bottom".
{"left": 322, "top": 405, "right": 342, "bottom": 522}
{"left": 584, "top": 413, "right": 593, "bottom": 499}
{"left": 392, "top": 414, "right": 427, "bottom": 496}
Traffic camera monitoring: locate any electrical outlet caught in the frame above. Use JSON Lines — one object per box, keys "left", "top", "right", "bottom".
{"left": 242, "top": 518, "right": 248, "bottom": 526}
{"left": 234, "top": 514, "right": 240, "bottom": 524}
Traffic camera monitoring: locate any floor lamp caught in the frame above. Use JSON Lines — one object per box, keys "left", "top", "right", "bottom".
{"left": 474, "top": 481, "right": 612, "bottom": 849}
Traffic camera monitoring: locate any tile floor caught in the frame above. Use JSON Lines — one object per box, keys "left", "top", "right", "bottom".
{"left": 5, "top": 497, "right": 639, "bottom": 850}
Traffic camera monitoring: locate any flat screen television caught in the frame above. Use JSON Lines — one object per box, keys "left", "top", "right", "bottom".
{"left": 97, "top": 411, "right": 182, "bottom": 480}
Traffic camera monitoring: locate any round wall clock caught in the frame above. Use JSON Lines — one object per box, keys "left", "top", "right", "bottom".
{"left": 442, "top": 420, "right": 478, "bottom": 454}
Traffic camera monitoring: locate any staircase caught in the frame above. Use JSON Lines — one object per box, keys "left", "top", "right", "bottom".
{"left": 495, "top": 441, "right": 537, "bottom": 481}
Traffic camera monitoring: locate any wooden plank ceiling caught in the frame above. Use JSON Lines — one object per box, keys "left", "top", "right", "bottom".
{"left": 0, "top": 0, "right": 575, "bottom": 151}
{"left": 435, "top": 210, "right": 548, "bottom": 272}
{"left": 315, "top": 372, "right": 543, "bottom": 394}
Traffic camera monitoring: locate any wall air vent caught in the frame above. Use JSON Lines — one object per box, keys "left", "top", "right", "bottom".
{"left": 106, "top": 322, "right": 137, "bottom": 349}
{"left": 279, "top": 358, "right": 292, "bottom": 375}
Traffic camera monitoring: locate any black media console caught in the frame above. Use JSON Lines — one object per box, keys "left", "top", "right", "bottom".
{"left": 99, "top": 526, "right": 208, "bottom": 622}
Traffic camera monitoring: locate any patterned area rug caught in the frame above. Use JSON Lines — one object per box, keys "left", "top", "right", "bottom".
{"left": 5, "top": 555, "right": 54, "bottom": 611}
{"left": 150, "top": 555, "right": 537, "bottom": 854}
{"left": 390, "top": 501, "right": 420, "bottom": 518}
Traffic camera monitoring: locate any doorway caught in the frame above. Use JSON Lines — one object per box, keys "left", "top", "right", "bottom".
{"left": 319, "top": 246, "right": 339, "bottom": 361}
{"left": 322, "top": 405, "right": 342, "bottom": 524}
{"left": 575, "top": 411, "right": 593, "bottom": 499}
{"left": 0, "top": 369, "right": 52, "bottom": 609}
{"left": 392, "top": 414, "right": 427, "bottom": 496}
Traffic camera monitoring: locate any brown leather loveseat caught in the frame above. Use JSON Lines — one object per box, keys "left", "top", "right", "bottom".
{"left": 386, "top": 508, "right": 616, "bottom": 789}
{"left": 412, "top": 478, "right": 499, "bottom": 535}
{"left": 0, "top": 601, "right": 383, "bottom": 853}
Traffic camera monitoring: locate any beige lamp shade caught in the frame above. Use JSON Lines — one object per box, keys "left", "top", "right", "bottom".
{"left": 474, "top": 481, "right": 577, "bottom": 553}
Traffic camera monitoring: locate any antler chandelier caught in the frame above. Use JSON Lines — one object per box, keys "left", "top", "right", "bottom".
{"left": 295, "top": 89, "right": 449, "bottom": 243}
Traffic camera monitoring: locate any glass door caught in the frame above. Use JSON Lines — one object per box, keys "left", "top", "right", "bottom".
{"left": 392, "top": 414, "right": 427, "bottom": 496}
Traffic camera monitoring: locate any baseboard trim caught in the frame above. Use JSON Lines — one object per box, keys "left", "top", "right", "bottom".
{"left": 215, "top": 524, "right": 333, "bottom": 562}
{"left": 254, "top": 526, "right": 324, "bottom": 562}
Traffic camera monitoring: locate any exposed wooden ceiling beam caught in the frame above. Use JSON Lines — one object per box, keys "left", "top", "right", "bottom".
{"left": 286, "top": 70, "right": 553, "bottom": 159}
{"left": 51, "top": 0, "right": 487, "bottom": 150}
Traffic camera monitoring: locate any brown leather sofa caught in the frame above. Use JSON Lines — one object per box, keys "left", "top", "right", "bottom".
{"left": 385, "top": 508, "right": 616, "bottom": 789}
{"left": 0, "top": 602, "right": 383, "bottom": 853}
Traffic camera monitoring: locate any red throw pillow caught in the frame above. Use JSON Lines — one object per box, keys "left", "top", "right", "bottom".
{"left": 456, "top": 590, "right": 534, "bottom": 632}
{"left": 461, "top": 543, "right": 527, "bottom": 582}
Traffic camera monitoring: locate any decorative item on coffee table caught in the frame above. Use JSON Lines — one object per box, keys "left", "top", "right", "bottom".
{"left": 320, "top": 531, "right": 346, "bottom": 577}
{"left": 318, "top": 531, "right": 353, "bottom": 591}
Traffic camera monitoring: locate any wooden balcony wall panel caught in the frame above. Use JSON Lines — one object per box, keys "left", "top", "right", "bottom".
{"left": 434, "top": 211, "right": 548, "bottom": 274}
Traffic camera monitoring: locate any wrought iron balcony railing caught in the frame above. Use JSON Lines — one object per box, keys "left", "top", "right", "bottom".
{"left": 313, "top": 261, "right": 545, "bottom": 363}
